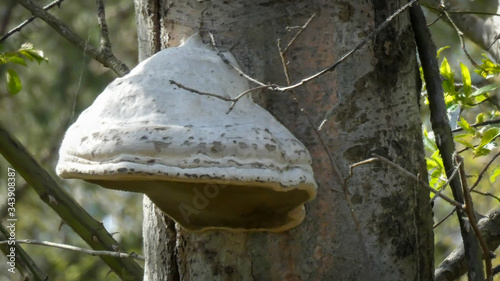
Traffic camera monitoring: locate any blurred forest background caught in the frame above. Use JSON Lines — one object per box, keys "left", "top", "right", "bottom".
{"left": 0, "top": 0, "right": 499, "bottom": 280}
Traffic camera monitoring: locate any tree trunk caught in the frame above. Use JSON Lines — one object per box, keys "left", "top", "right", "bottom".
{"left": 135, "top": 0, "right": 434, "bottom": 280}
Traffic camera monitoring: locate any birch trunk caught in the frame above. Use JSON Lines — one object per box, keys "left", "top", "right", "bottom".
{"left": 134, "top": 1, "right": 434, "bottom": 280}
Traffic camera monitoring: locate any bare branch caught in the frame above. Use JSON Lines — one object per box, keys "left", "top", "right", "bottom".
{"left": 96, "top": 0, "right": 111, "bottom": 53}
{"left": 435, "top": 209, "right": 500, "bottom": 281}
{"left": 347, "top": 155, "right": 464, "bottom": 209}
{"left": 430, "top": 163, "right": 460, "bottom": 204}
{"left": 277, "top": 13, "right": 316, "bottom": 85}
{"left": 179, "top": 0, "right": 418, "bottom": 114}
{"left": 169, "top": 80, "right": 234, "bottom": 102}
{"left": 280, "top": 0, "right": 418, "bottom": 93}
{"left": 0, "top": 239, "right": 145, "bottom": 261}
{"left": 438, "top": 2, "right": 481, "bottom": 69}
{"left": 455, "top": 154, "right": 492, "bottom": 280}
{"left": 209, "top": 33, "right": 266, "bottom": 87}
{"left": 0, "top": 224, "right": 48, "bottom": 281}
{"left": 471, "top": 189, "right": 500, "bottom": 202}
{"left": 15, "top": 0, "right": 129, "bottom": 76}
{"left": 433, "top": 208, "right": 456, "bottom": 228}
{"left": 281, "top": 13, "right": 316, "bottom": 55}
{"left": 410, "top": 4, "right": 485, "bottom": 280}
{"left": 470, "top": 151, "right": 500, "bottom": 191}
{"left": 0, "top": 0, "right": 64, "bottom": 44}
{"left": 421, "top": 0, "right": 500, "bottom": 62}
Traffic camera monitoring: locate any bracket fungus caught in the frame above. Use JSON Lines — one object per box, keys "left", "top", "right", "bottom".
{"left": 56, "top": 34, "right": 317, "bottom": 232}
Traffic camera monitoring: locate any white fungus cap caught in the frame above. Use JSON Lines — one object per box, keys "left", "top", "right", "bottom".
{"left": 57, "top": 34, "right": 317, "bottom": 232}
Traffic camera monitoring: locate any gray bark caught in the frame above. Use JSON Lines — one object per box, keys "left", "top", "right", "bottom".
{"left": 135, "top": 0, "right": 434, "bottom": 280}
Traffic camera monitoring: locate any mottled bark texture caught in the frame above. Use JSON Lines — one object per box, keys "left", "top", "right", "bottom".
{"left": 135, "top": 0, "right": 434, "bottom": 280}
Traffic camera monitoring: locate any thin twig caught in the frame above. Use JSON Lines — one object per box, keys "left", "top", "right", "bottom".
{"left": 274, "top": 14, "right": 374, "bottom": 269}
{"left": 0, "top": 224, "right": 48, "bottom": 281}
{"left": 347, "top": 155, "right": 464, "bottom": 208}
{"left": 96, "top": 0, "right": 111, "bottom": 54}
{"left": 228, "top": 85, "right": 273, "bottom": 112}
{"left": 424, "top": 5, "right": 500, "bottom": 18}
{"left": 169, "top": 80, "right": 234, "bottom": 102}
{"left": 471, "top": 189, "right": 500, "bottom": 202}
{"left": 455, "top": 154, "right": 492, "bottom": 281}
{"left": 169, "top": 80, "right": 269, "bottom": 114}
{"left": 439, "top": 1, "right": 481, "bottom": 69}
{"left": 0, "top": 0, "right": 64, "bottom": 44}
{"left": 16, "top": 0, "right": 129, "bottom": 76}
{"left": 278, "top": 0, "right": 418, "bottom": 92}
{"left": 434, "top": 208, "right": 457, "bottom": 228}
{"left": 276, "top": 13, "right": 317, "bottom": 86}
{"left": 282, "top": 13, "right": 316, "bottom": 55}
{"left": 469, "top": 151, "right": 500, "bottom": 191}
{"left": 278, "top": 39, "right": 291, "bottom": 84}
{"left": 209, "top": 33, "right": 265, "bottom": 87}
{"left": 430, "top": 163, "right": 461, "bottom": 204}
{"left": 0, "top": 239, "right": 145, "bottom": 260}
{"left": 452, "top": 119, "right": 500, "bottom": 133}
{"left": 427, "top": 14, "right": 444, "bottom": 27}
{"left": 179, "top": 0, "right": 418, "bottom": 113}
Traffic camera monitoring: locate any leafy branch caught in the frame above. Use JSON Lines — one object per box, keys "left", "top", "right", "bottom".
{"left": 0, "top": 43, "right": 47, "bottom": 95}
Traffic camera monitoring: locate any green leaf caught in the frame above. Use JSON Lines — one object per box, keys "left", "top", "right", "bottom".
{"left": 6, "top": 69, "right": 22, "bottom": 95}
{"left": 436, "top": 46, "right": 450, "bottom": 59}
{"left": 474, "top": 147, "right": 491, "bottom": 157}
{"left": 6, "top": 55, "right": 27, "bottom": 67}
{"left": 475, "top": 54, "right": 500, "bottom": 78}
{"left": 19, "top": 43, "right": 47, "bottom": 64}
{"left": 423, "top": 130, "right": 438, "bottom": 152}
{"left": 490, "top": 166, "right": 500, "bottom": 183}
{"left": 473, "top": 94, "right": 488, "bottom": 104}
{"left": 471, "top": 83, "right": 500, "bottom": 97}
{"left": 457, "top": 117, "right": 476, "bottom": 135}
{"left": 460, "top": 62, "right": 472, "bottom": 97}
{"left": 478, "top": 127, "right": 500, "bottom": 149}
{"left": 440, "top": 58, "right": 454, "bottom": 83}
{"left": 455, "top": 138, "right": 475, "bottom": 149}
{"left": 476, "top": 113, "right": 485, "bottom": 123}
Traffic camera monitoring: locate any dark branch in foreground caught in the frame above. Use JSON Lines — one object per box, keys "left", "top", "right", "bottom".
{"left": 410, "top": 3, "right": 485, "bottom": 280}
{"left": 0, "top": 123, "right": 143, "bottom": 280}
{"left": 15, "top": 0, "right": 129, "bottom": 76}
